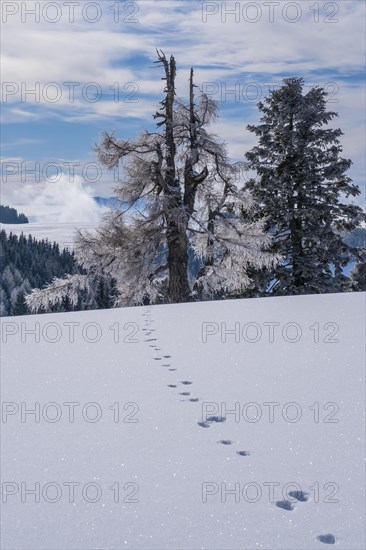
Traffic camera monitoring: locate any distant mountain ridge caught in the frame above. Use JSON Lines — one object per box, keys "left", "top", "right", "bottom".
{"left": 341, "top": 227, "right": 366, "bottom": 248}
{"left": 93, "top": 196, "right": 146, "bottom": 212}
{"left": 93, "top": 198, "right": 366, "bottom": 250}
{"left": 93, "top": 196, "right": 122, "bottom": 209}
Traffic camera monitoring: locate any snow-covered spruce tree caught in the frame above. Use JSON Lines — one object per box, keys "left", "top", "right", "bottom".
{"left": 26, "top": 52, "right": 277, "bottom": 311}
{"left": 245, "top": 78, "right": 365, "bottom": 295}
{"left": 350, "top": 249, "right": 366, "bottom": 291}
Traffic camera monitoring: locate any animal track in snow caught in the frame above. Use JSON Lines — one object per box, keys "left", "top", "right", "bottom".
{"left": 237, "top": 451, "right": 251, "bottom": 457}
{"left": 276, "top": 500, "right": 294, "bottom": 511}
{"left": 167, "top": 384, "right": 177, "bottom": 388}
{"left": 181, "top": 381, "right": 193, "bottom": 385}
{"left": 197, "top": 416, "right": 226, "bottom": 428}
{"left": 218, "top": 439, "right": 232, "bottom": 445}
{"left": 206, "top": 415, "right": 226, "bottom": 423}
{"left": 317, "top": 534, "right": 336, "bottom": 545}
{"left": 179, "top": 392, "right": 190, "bottom": 396}
{"left": 189, "top": 398, "right": 199, "bottom": 402}
{"left": 288, "top": 490, "right": 309, "bottom": 502}
{"left": 163, "top": 355, "right": 171, "bottom": 358}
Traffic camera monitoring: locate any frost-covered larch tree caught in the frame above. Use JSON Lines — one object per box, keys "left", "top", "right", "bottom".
{"left": 245, "top": 78, "right": 365, "bottom": 295}
{"left": 26, "top": 52, "right": 277, "bottom": 311}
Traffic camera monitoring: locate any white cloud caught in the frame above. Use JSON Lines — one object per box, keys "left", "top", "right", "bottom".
{"left": 2, "top": 173, "right": 107, "bottom": 223}
{"left": 2, "top": 2, "right": 365, "bottom": 104}
{"left": 1, "top": 0, "right": 364, "bottom": 206}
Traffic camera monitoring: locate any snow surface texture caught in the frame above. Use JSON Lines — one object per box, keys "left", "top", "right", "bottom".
{"left": 1, "top": 292, "right": 365, "bottom": 549}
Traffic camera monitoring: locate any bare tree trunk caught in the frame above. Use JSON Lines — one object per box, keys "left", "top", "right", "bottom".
{"left": 156, "top": 52, "right": 191, "bottom": 303}
{"left": 183, "top": 69, "right": 208, "bottom": 218}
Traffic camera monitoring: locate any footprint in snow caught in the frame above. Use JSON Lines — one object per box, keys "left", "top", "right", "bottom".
{"left": 206, "top": 415, "right": 226, "bottom": 423}
{"left": 198, "top": 421, "right": 210, "bottom": 428}
{"left": 169, "top": 368, "right": 177, "bottom": 371}
{"left": 163, "top": 355, "right": 171, "bottom": 358}
{"left": 180, "top": 392, "right": 190, "bottom": 396}
{"left": 146, "top": 338, "right": 157, "bottom": 342}
{"left": 154, "top": 357, "right": 162, "bottom": 360}
{"left": 276, "top": 500, "right": 294, "bottom": 511}
{"left": 218, "top": 439, "right": 232, "bottom": 445}
{"left": 317, "top": 534, "right": 336, "bottom": 545}
{"left": 197, "top": 415, "right": 226, "bottom": 428}
{"left": 189, "top": 398, "right": 199, "bottom": 402}
{"left": 237, "top": 451, "right": 251, "bottom": 457}
{"left": 167, "top": 384, "right": 177, "bottom": 388}
{"left": 288, "top": 490, "right": 309, "bottom": 502}
{"left": 161, "top": 364, "right": 170, "bottom": 367}
{"left": 181, "top": 381, "right": 193, "bottom": 385}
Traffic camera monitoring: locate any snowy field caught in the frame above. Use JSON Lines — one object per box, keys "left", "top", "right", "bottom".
{"left": 1, "top": 292, "right": 365, "bottom": 549}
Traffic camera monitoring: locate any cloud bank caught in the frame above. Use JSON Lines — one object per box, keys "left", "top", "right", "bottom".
{"left": 3, "top": 173, "right": 107, "bottom": 224}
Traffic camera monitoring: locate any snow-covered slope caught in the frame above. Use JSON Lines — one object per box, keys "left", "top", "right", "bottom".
{"left": 1, "top": 292, "right": 365, "bottom": 549}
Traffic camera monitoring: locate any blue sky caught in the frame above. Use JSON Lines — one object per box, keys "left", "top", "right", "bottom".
{"left": 1, "top": 0, "right": 365, "bottom": 222}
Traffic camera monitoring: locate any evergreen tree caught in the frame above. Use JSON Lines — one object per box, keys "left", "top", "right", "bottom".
{"left": 245, "top": 78, "right": 365, "bottom": 295}
{"left": 95, "top": 276, "right": 118, "bottom": 309}
{"left": 0, "top": 230, "right": 84, "bottom": 316}
{"left": 61, "top": 295, "right": 73, "bottom": 312}
{"left": 0, "top": 205, "right": 29, "bottom": 223}
{"left": 350, "top": 249, "right": 366, "bottom": 291}
{"left": 11, "top": 291, "right": 29, "bottom": 316}
{"left": 95, "top": 277, "right": 108, "bottom": 309}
